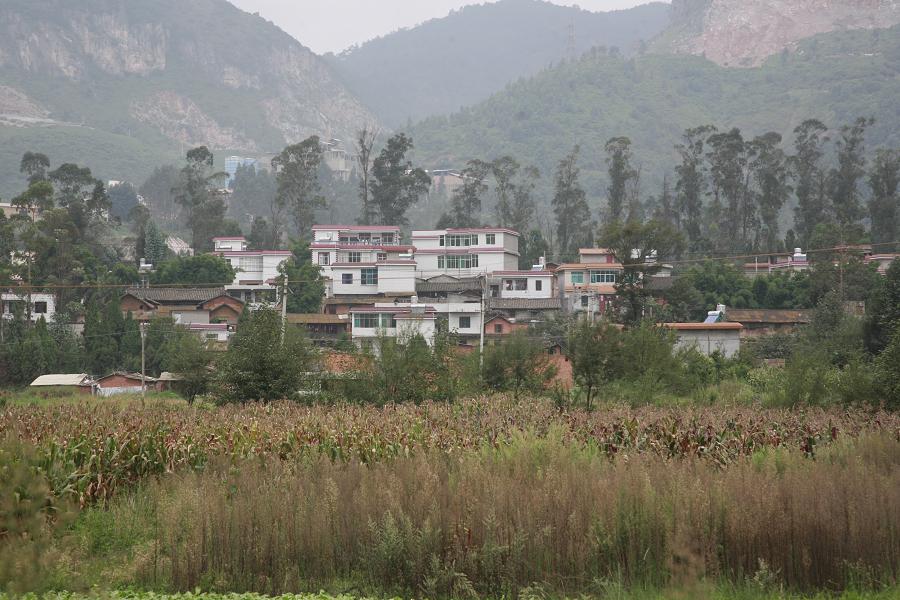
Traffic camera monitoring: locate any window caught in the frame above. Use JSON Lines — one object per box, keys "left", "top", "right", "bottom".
{"left": 581, "top": 295, "right": 589, "bottom": 307}
{"left": 341, "top": 273, "right": 353, "bottom": 285}
{"left": 494, "top": 324, "right": 503, "bottom": 333}
{"left": 446, "top": 233, "right": 477, "bottom": 247}
{"left": 354, "top": 314, "right": 379, "bottom": 328}
{"left": 458, "top": 316, "right": 472, "bottom": 329}
{"left": 505, "top": 279, "right": 527, "bottom": 291}
{"left": 377, "top": 252, "right": 387, "bottom": 262}
{"left": 380, "top": 314, "right": 397, "bottom": 328}
{"left": 348, "top": 251, "right": 362, "bottom": 263}
{"left": 361, "top": 268, "right": 378, "bottom": 285}
{"left": 318, "top": 253, "right": 330, "bottom": 266}
{"left": 485, "top": 233, "right": 496, "bottom": 245}
{"left": 383, "top": 233, "right": 394, "bottom": 244}
{"left": 439, "top": 254, "right": 478, "bottom": 269}
{"left": 571, "top": 272, "right": 584, "bottom": 284}
{"left": 33, "top": 301, "right": 47, "bottom": 314}
{"left": 535, "top": 280, "right": 542, "bottom": 291}
{"left": 590, "top": 270, "right": 618, "bottom": 284}
{"left": 439, "top": 235, "right": 445, "bottom": 247}
{"left": 206, "top": 333, "right": 219, "bottom": 341}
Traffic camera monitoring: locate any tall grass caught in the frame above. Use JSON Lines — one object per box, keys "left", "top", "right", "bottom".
{"left": 139, "top": 432, "right": 900, "bottom": 597}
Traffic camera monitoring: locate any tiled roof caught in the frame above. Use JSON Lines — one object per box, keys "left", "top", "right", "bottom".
{"left": 416, "top": 278, "right": 483, "bottom": 293}
{"left": 124, "top": 287, "right": 227, "bottom": 304}
{"left": 489, "top": 298, "right": 562, "bottom": 310}
{"left": 287, "top": 313, "right": 348, "bottom": 325}
{"left": 724, "top": 309, "right": 811, "bottom": 324}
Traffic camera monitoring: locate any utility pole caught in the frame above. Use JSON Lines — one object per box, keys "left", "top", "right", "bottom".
{"left": 281, "top": 273, "right": 288, "bottom": 344}
{"left": 479, "top": 274, "right": 486, "bottom": 369}
{"left": 140, "top": 322, "right": 147, "bottom": 407}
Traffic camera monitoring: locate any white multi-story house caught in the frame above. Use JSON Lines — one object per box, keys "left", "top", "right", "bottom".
{"left": 412, "top": 228, "right": 520, "bottom": 279}
{"left": 311, "top": 225, "right": 417, "bottom": 298}
{"left": 1, "top": 291, "right": 56, "bottom": 323}
{"left": 350, "top": 304, "right": 438, "bottom": 346}
{"left": 212, "top": 237, "right": 292, "bottom": 304}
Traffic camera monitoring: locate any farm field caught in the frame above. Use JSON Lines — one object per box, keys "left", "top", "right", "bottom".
{"left": 1, "top": 395, "right": 899, "bottom": 598}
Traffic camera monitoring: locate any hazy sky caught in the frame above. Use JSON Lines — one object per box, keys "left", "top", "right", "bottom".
{"left": 228, "top": 0, "right": 664, "bottom": 54}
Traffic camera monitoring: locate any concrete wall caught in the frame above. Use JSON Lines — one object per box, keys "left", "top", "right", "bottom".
{"left": 498, "top": 275, "right": 553, "bottom": 299}
{"left": 673, "top": 330, "right": 741, "bottom": 358}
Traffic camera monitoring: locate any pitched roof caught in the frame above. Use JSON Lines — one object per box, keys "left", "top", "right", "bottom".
{"left": 416, "top": 277, "right": 483, "bottom": 294}
{"left": 123, "top": 287, "right": 227, "bottom": 304}
{"left": 97, "top": 371, "right": 158, "bottom": 383}
{"left": 30, "top": 373, "right": 92, "bottom": 386}
{"left": 489, "top": 298, "right": 562, "bottom": 310}
{"left": 724, "top": 309, "right": 811, "bottom": 324}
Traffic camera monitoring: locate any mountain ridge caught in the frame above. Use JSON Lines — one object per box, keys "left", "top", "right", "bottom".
{"left": 0, "top": 0, "right": 379, "bottom": 196}
{"left": 325, "top": 0, "right": 672, "bottom": 127}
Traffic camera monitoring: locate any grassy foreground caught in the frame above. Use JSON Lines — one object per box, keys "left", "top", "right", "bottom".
{"left": 3, "top": 589, "right": 900, "bottom": 599}
{"left": 1, "top": 395, "right": 899, "bottom": 598}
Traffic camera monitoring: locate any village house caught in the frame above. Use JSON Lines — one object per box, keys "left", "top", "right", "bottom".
{"left": 1, "top": 291, "right": 56, "bottom": 323}
{"left": 120, "top": 287, "right": 244, "bottom": 342}
{"left": 286, "top": 313, "right": 350, "bottom": 345}
{"left": 663, "top": 322, "right": 743, "bottom": 357}
{"left": 29, "top": 373, "right": 94, "bottom": 394}
{"left": 483, "top": 315, "right": 529, "bottom": 345}
{"left": 412, "top": 227, "right": 520, "bottom": 279}
{"left": 743, "top": 248, "right": 810, "bottom": 278}
{"left": 94, "top": 372, "right": 159, "bottom": 396}
{"left": 349, "top": 304, "right": 438, "bottom": 347}
{"left": 556, "top": 248, "right": 624, "bottom": 317}
{"left": 212, "top": 236, "right": 292, "bottom": 304}
{"left": 865, "top": 253, "right": 900, "bottom": 274}
{"left": 312, "top": 225, "right": 417, "bottom": 310}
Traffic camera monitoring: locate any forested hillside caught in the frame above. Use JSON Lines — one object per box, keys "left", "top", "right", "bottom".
{"left": 326, "top": 0, "right": 671, "bottom": 127}
{"left": 0, "top": 0, "right": 377, "bottom": 197}
{"left": 410, "top": 25, "right": 900, "bottom": 206}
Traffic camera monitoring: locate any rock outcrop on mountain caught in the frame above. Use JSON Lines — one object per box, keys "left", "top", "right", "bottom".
{"left": 0, "top": 0, "right": 378, "bottom": 190}
{"left": 655, "top": 0, "right": 900, "bottom": 66}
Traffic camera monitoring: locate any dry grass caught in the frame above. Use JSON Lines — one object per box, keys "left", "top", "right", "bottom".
{"left": 3, "top": 397, "right": 899, "bottom": 504}
{"left": 138, "top": 432, "right": 900, "bottom": 597}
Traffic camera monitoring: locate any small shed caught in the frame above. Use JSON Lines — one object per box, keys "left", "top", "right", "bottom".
{"left": 95, "top": 372, "right": 158, "bottom": 396}
{"left": 29, "top": 373, "right": 95, "bottom": 394}
{"left": 156, "top": 372, "right": 183, "bottom": 392}
{"left": 663, "top": 322, "right": 743, "bottom": 358}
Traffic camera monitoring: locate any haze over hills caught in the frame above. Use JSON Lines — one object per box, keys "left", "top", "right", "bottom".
{"left": 653, "top": 0, "right": 900, "bottom": 67}
{"left": 411, "top": 25, "right": 900, "bottom": 209}
{"left": 325, "top": 0, "right": 672, "bottom": 127}
{"left": 0, "top": 0, "right": 377, "bottom": 197}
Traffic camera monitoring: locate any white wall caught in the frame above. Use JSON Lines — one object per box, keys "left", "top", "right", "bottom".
{"left": 1, "top": 292, "right": 56, "bottom": 323}
{"left": 673, "top": 330, "right": 741, "bottom": 358}
{"left": 377, "top": 264, "right": 416, "bottom": 294}
{"left": 498, "top": 275, "right": 553, "bottom": 299}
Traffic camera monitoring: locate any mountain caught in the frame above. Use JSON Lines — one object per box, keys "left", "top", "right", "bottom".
{"left": 0, "top": 0, "right": 377, "bottom": 197}
{"left": 652, "top": 0, "right": 900, "bottom": 67}
{"left": 410, "top": 25, "right": 900, "bottom": 207}
{"left": 325, "top": 0, "right": 672, "bottom": 128}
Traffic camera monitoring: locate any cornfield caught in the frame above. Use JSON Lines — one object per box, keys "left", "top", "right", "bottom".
{"left": 1, "top": 397, "right": 898, "bottom": 505}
